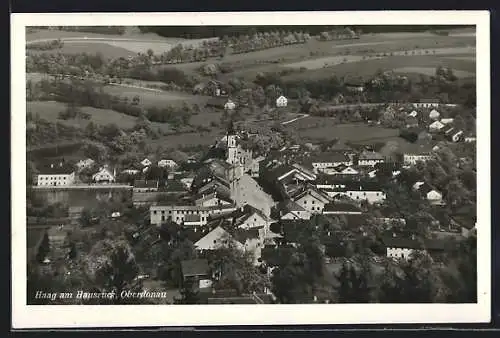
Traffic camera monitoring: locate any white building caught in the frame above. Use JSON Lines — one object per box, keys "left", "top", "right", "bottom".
{"left": 150, "top": 204, "right": 236, "bottom": 226}
{"left": 276, "top": 95, "right": 288, "bottom": 108}
{"left": 224, "top": 99, "right": 236, "bottom": 110}
{"left": 278, "top": 200, "right": 312, "bottom": 220}
{"left": 36, "top": 163, "right": 75, "bottom": 186}
{"left": 358, "top": 151, "right": 385, "bottom": 167}
{"left": 429, "top": 120, "right": 445, "bottom": 132}
{"left": 291, "top": 187, "right": 331, "bottom": 214}
{"left": 308, "top": 152, "right": 353, "bottom": 174}
{"left": 440, "top": 118, "right": 454, "bottom": 125}
{"left": 403, "top": 153, "right": 433, "bottom": 166}
{"left": 158, "top": 159, "right": 178, "bottom": 169}
{"left": 412, "top": 100, "right": 440, "bottom": 109}
{"left": 429, "top": 109, "right": 441, "bottom": 120}
{"left": 141, "top": 158, "right": 152, "bottom": 167}
{"left": 92, "top": 167, "right": 115, "bottom": 183}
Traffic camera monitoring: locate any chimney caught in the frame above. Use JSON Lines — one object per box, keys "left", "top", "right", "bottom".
{"left": 392, "top": 232, "right": 396, "bottom": 238}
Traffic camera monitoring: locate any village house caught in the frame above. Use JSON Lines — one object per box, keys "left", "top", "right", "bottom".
{"left": 322, "top": 164, "right": 359, "bottom": 176}
{"left": 157, "top": 159, "right": 178, "bottom": 169}
{"left": 276, "top": 95, "right": 288, "bottom": 108}
{"left": 429, "top": 109, "right": 441, "bottom": 120}
{"left": 133, "top": 179, "right": 159, "bottom": 193}
{"left": 226, "top": 204, "right": 272, "bottom": 231}
{"left": 92, "top": 167, "right": 115, "bottom": 183}
{"left": 412, "top": 99, "right": 440, "bottom": 109}
{"left": 429, "top": 120, "right": 445, "bottom": 132}
{"left": 194, "top": 226, "right": 243, "bottom": 251}
{"left": 194, "top": 190, "right": 233, "bottom": 208}
{"left": 306, "top": 152, "right": 353, "bottom": 174}
{"left": 317, "top": 180, "right": 386, "bottom": 204}
{"left": 413, "top": 181, "right": 444, "bottom": 205}
{"left": 180, "top": 259, "right": 213, "bottom": 290}
{"left": 36, "top": 163, "right": 76, "bottom": 186}
{"left": 277, "top": 200, "right": 312, "bottom": 220}
{"left": 381, "top": 234, "right": 446, "bottom": 260}
{"left": 76, "top": 158, "right": 95, "bottom": 171}
{"left": 141, "top": 158, "right": 152, "bottom": 167}
{"left": 150, "top": 203, "right": 236, "bottom": 226}
{"left": 290, "top": 185, "right": 331, "bottom": 214}
{"left": 357, "top": 150, "right": 385, "bottom": 167}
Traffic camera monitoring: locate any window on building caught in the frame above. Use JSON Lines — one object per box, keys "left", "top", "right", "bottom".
{"left": 153, "top": 211, "right": 157, "bottom": 215}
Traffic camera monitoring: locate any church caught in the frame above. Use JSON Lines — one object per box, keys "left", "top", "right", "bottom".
{"left": 224, "top": 120, "right": 255, "bottom": 179}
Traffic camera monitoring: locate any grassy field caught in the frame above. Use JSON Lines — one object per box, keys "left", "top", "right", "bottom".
{"left": 281, "top": 53, "right": 475, "bottom": 81}
{"left": 28, "top": 42, "right": 134, "bottom": 59}
{"left": 27, "top": 100, "right": 140, "bottom": 129}
{"left": 286, "top": 118, "right": 399, "bottom": 142}
{"left": 392, "top": 67, "right": 474, "bottom": 78}
{"left": 101, "top": 85, "right": 211, "bottom": 108}
{"left": 27, "top": 100, "right": 174, "bottom": 133}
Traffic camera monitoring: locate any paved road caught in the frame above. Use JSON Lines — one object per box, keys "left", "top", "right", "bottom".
{"left": 281, "top": 114, "right": 309, "bottom": 125}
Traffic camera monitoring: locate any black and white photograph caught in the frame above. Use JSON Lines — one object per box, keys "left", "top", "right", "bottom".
{"left": 11, "top": 11, "right": 490, "bottom": 328}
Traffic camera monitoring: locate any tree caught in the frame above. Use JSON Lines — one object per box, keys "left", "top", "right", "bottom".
{"left": 83, "top": 238, "right": 141, "bottom": 304}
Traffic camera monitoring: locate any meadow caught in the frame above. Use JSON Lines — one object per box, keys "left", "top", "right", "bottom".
{"left": 285, "top": 118, "right": 400, "bottom": 142}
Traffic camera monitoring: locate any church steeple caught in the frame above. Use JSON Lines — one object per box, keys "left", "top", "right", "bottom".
{"left": 227, "top": 118, "right": 235, "bottom": 136}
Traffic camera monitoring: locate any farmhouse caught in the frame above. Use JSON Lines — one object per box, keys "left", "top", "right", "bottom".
{"left": 429, "top": 120, "right": 445, "bottom": 132}
{"left": 413, "top": 182, "right": 443, "bottom": 205}
{"left": 36, "top": 163, "right": 75, "bottom": 186}
{"left": 276, "top": 95, "right": 288, "bottom": 108}
{"left": 92, "top": 167, "right": 115, "bottom": 183}
{"left": 306, "top": 152, "right": 353, "bottom": 174}
{"left": 277, "top": 200, "right": 312, "bottom": 220}
{"left": 357, "top": 151, "right": 385, "bottom": 167}
{"left": 150, "top": 203, "right": 236, "bottom": 226}
{"left": 194, "top": 226, "right": 244, "bottom": 251}
{"left": 290, "top": 185, "right": 331, "bottom": 214}
{"left": 382, "top": 234, "right": 446, "bottom": 260}
{"left": 226, "top": 204, "right": 271, "bottom": 231}
{"left": 429, "top": 109, "right": 441, "bottom": 120}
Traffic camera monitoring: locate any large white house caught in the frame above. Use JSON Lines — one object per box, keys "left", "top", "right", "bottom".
{"left": 36, "top": 163, "right": 75, "bottom": 186}
{"left": 358, "top": 151, "right": 385, "bottom": 167}
{"left": 307, "top": 152, "right": 353, "bottom": 174}
{"left": 158, "top": 159, "right": 178, "bottom": 169}
{"left": 150, "top": 204, "right": 236, "bottom": 226}
{"left": 290, "top": 186, "right": 331, "bottom": 214}
{"left": 276, "top": 95, "right": 288, "bottom": 108}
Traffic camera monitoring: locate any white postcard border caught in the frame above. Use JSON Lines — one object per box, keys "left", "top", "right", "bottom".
{"left": 11, "top": 11, "right": 491, "bottom": 328}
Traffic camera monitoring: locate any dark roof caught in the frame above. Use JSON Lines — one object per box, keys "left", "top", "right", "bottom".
{"left": 323, "top": 202, "right": 362, "bottom": 213}
{"left": 38, "top": 163, "right": 74, "bottom": 175}
{"left": 308, "top": 152, "right": 350, "bottom": 164}
{"left": 381, "top": 235, "right": 446, "bottom": 251}
{"left": 163, "top": 180, "right": 187, "bottom": 193}
{"left": 232, "top": 228, "right": 260, "bottom": 244}
{"left": 277, "top": 200, "right": 306, "bottom": 213}
{"left": 181, "top": 259, "right": 209, "bottom": 277}
{"left": 133, "top": 180, "right": 159, "bottom": 188}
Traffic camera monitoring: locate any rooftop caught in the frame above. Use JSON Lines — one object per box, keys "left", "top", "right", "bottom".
{"left": 38, "top": 163, "right": 75, "bottom": 175}
{"left": 133, "top": 180, "right": 159, "bottom": 189}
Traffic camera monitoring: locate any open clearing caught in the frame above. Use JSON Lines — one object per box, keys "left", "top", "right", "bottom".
{"left": 392, "top": 67, "right": 475, "bottom": 78}
{"left": 27, "top": 100, "right": 173, "bottom": 132}
{"left": 100, "top": 85, "right": 211, "bottom": 108}
{"left": 282, "top": 54, "right": 475, "bottom": 81}
{"left": 285, "top": 118, "right": 399, "bottom": 142}
{"left": 28, "top": 42, "right": 134, "bottom": 59}
{"left": 27, "top": 100, "right": 139, "bottom": 129}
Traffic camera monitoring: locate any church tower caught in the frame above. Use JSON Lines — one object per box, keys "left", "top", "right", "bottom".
{"left": 226, "top": 119, "right": 238, "bottom": 165}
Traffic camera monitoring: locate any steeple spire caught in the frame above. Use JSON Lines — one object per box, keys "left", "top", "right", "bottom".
{"left": 227, "top": 118, "right": 235, "bottom": 135}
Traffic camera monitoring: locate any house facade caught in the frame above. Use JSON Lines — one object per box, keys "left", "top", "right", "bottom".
{"left": 276, "top": 95, "right": 288, "bottom": 108}
{"left": 358, "top": 151, "right": 385, "bottom": 167}
{"left": 92, "top": 167, "right": 115, "bottom": 183}
{"left": 403, "top": 153, "right": 433, "bottom": 166}
{"left": 309, "top": 152, "right": 353, "bottom": 174}
{"left": 37, "top": 164, "right": 76, "bottom": 186}
{"left": 158, "top": 159, "right": 178, "bottom": 169}
{"left": 292, "top": 187, "right": 331, "bottom": 214}
{"left": 133, "top": 179, "right": 159, "bottom": 193}
{"left": 429, "top": 120, "right": 445, "bottom": 132}
{"left": 150, "top": 204, "right": 236, "bottom": 226}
